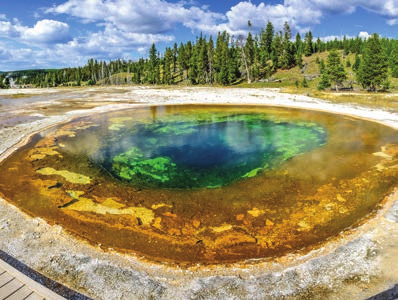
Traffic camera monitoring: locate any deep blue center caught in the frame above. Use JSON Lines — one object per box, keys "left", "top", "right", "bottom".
{"left": 102, "top": 114, "right": 326, "bottom": 189}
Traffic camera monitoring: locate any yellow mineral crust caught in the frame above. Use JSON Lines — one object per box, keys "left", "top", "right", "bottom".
{"left": 63, "top": 192, "right": 155, "bottom": 225}
{"left": 211, "top": 223, "right": 233, "bottom": 233}
{"left": 247, "top": 207, "right": 265, "bottom": 217}
{"left": 27, "top": 147, "right": 61, "bottom": 161}
{"left": 36, "top": 167, "right": 91, "bottom": 184}
{"left": 151, "top": 203, "right": 173, "bottom": 210}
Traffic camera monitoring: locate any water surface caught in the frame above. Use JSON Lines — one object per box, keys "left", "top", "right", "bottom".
{"left": 0, "top": 105, "right": 397, "bottom": 264}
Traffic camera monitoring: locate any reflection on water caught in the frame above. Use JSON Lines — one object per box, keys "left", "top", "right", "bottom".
{"left": 0, "top": 105, "right": 397, "bottom": 264}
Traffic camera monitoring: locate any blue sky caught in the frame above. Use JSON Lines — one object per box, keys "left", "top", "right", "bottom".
{"left": 1, "top": 0, "right": 397, "bottom": 71}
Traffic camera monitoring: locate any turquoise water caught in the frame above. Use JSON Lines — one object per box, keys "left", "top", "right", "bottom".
{"left": 100, "top": 113, "right": 327, "bottom": 189}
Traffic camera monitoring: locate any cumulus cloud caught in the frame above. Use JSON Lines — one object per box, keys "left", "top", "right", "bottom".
{"left": 211, "top": 1, "right": 322, "bottom": 35}
{"left": 46, "top": 0, "right": 224, "bottom": 34}
{"left": 214, "top": 0, "right": 398, "bottom": 35}
{"left": 358, "top": 31, "right": 371, "bottom": 39}
{"left": 72, "top": 24, "right": 175, "bottom": 57}
{"left": 43, "top": 0, "right": 225, "bottom": 61}
{"left": 0, "top": 21, "right": 20, "bottom": 38}
{"left": 0, "top": 18, "right": 71, "bottom": 44}
{"left": 22, "top": 19, "right": 71, "bottom": 44}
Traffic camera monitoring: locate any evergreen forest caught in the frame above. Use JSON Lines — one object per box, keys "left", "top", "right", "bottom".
{"left": 2, "top": 21, "right": 398, "bottom": 92}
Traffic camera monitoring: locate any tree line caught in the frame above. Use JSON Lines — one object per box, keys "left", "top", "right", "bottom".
{"left": 4, "top": 21, "right": 398, "bottom": 92}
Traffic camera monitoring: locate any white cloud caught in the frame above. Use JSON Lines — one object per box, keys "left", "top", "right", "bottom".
{"left": 317, "top": 31, "right": 372, "bottom": 42}
{"left": 0, "top": 20, "right": 22, "bottom": 38}
{"left": 43, "top": 0, "right": 225, "bottom": 62}
{"left": 42, "top": 0, "right": 225, "bottom": 63}
{"left": 211, "top": 1, "right": 323, "bottom": 36}
{"left": 0, "top": 19, "right": 71, "bottom": 44}
{"left": 46, "top": 0, "right": 224, "bottom": 34}
{"left": 22, "top": 19, "right": 71, "bottom": 44}
{"left": 359, "top": 31, "right": 370, "bottom": 39}
{"left": 214, "top": 0, "right": 398, "bottom": 35}
{"left": 46, "top": 0, "right": 106, "bottom": 21}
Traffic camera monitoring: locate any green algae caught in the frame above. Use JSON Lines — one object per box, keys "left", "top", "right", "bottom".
{"left": 107, "top": 113, "right": 326, "bottom": 189}
{"left": 113, "top": 153, "right": 177, "bottom": 183}
{"left": 243, "top": 168, "right": 263, "bottom": 178}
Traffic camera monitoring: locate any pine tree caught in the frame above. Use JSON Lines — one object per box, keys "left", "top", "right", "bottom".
{"left": 327, "top": 49, "right": 346, "bottom": 91}
{"left": 214, "top": 31, "right": 229, "bottom": 84}
{"left": 388, "top": 45, "right": 398, "bottom": 78}
{"left": 208, "top": 36, "right": 215, "bottom": 83}
{"left": 318, "top": 72, "right": 331, "bottom": 90}
{"left": 188, "top": 44, "right": 198, "bottom": 84}
{"left": 304, "top": 31, "right": 313, "bottom": 56}
{"left": 177, "top": 43, "right": 187, "bottom": 80}
{"left": 352, "top": 53, "right": 361, "bottom": 72}
{"left": 218, "top": 45, "right": 229, "bottom": 85}
{"left": 346, "top": 58, "right": 351, "bottom": 68}
{"left": 316, "top": 37, "right": 322, "bottom": 53}
{"left": 295, "top": 33, "right": 302, "bottom": 54}
{"left": 280, "top": 22, "right": 295, "bottom": 69}
{"left": 163, "top": 47, "right": 173, "bottom": 85}
{"left": 172, "top": 43, "right": 178, "bottom": 73}
{"left": 264, "top": 21, "right": 274, "bottom": 60}
{"left": 197, "top": 34, "right": 209, "bottom": 84}
{"left": 149, "top": 43, "right": 158, "bottom": 84}
{"left": 301, "top": 77, "right": 309, "bottom": 88}
{"left": 297, "top": 53, "right": 303, "bottom": 69}
{"left": 228, "top": 45, "right": 239, "bottom": 84}
{"left": 271, "top": 32, "right": 282, "bottom": 69}
{"left": 357, "top": 33, "right": 389, "bottom": 91}
{"left": 343, "top": 36, "right": 350, "bottom": 55}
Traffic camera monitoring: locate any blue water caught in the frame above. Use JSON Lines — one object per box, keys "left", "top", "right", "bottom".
{"left": 103, "top": 113, "right": 327, "bottom": 189}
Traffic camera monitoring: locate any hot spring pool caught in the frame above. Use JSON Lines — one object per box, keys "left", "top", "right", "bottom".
{"left": 0, "top": 104, "right": 397, "bottom": 264}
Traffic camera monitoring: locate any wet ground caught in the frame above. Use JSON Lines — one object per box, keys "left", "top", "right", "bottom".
{"left": 0, "top": 87, "right": 397, "bottom": 299}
